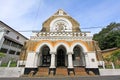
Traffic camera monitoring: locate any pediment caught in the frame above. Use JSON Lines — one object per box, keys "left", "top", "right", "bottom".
{"left": 41, "top": 9, "right": 80, "bottom": 32}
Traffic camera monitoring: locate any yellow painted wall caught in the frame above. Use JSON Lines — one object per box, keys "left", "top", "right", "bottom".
{"left": 28, "top": 40, "right": 95, "bottom": 52}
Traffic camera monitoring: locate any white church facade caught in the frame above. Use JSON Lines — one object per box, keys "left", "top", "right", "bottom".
{"left": 20, "top": 9, "right": 100, "bottom": 75}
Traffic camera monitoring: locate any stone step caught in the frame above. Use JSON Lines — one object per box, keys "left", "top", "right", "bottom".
{"left": 38, "top": 67, "right": 49, "bottom": 72}
{"left": 35, "top": 67, "right": 49, "bottom": 77}
{"left": 74, "top": 67, "right": 88, "bottom": 76}
{"left": 56, "top": 67, "right": 68, "bottom": 76}
{"left": 34, "top": 67, "right": 95, "bottom": 77}
{"left": 74, "top": 67, "right": 86, "bottom": 72}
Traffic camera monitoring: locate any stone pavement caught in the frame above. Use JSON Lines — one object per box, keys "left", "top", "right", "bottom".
{"left": 0, "top": 76, "right": 120, "bottom": 80}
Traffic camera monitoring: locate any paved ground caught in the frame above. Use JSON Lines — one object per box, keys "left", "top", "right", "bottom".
{"left": 0, "top": 76, "right": 120, "bottom": 80}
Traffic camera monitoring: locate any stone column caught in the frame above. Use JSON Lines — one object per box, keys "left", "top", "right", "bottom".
{"left": 50, "top": 52, "right": 56, "bottom": 68}
{"left": 68, "top": 52, "right": 73, "bottom": 68}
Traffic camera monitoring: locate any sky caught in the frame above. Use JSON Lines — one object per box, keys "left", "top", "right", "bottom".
{"left": 0, "top": 0, "right": 120, "bottom": 38}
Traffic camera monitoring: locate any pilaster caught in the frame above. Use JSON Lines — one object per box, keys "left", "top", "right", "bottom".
{"left": 50, "top": 52, "right": 56, "bottom": 68}
{"left": 67, "top": 52, "right": 73, "bottom": 68}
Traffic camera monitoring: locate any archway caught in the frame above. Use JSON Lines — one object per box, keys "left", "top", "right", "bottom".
{"left": 57, "top": 45, "right": 66, "bottom": 67}
{"left": 73, "top": 45, "right": 85, "bottom": 66}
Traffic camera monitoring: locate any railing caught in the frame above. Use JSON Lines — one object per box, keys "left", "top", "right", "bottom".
{"left": 30, "top": 32, "right": 92, "bottom": 40}
{"left": 2, "top": 44, "right": 21, "bottom": 52}
{"left": 31, "top": 32, "right": 91, "bottom": 37}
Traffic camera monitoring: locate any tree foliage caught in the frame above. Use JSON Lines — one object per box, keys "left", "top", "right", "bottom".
{"left": 105, "top": 50, "right": 120, "bottom": 64}
{"left": 111, "top": 50, "right": 120, "bottom": 61}
{"left": 93, "top": 22, "right": 120, "bottom": 50}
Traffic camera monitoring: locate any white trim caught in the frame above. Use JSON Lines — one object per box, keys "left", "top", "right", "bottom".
{"left": 85, "top": 52, "right": 98, "bottom": 68}
{"left": 54, "top": 42, "right": 69, "bottom": 54}
{"left": 71, "top": 42, "right": 88, "bottom": 53}
{"left": 36, "top": 42, "right": 53, "bottom": 53}
{"left": 30, "top": 36, "right": 93, "bottom": 41}
{"left": 50, "top": 17, "right": 72, "bottom": 32}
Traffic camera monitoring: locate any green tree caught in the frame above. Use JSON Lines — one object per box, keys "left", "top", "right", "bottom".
{"left": 111, "top": 50, "right": 120, "bottom": 61}
{"left": 93, "top": 22, "right": 120, "bottom": 50}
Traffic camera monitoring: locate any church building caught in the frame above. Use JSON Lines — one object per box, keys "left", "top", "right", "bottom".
{"left": 20, "top": 9, "right": 100, "bottom": 75}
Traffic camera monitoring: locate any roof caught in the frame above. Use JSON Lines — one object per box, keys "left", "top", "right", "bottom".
{"left": 42, "top": 9, "right": 81, "bottom": 32}
{"left": 43, "top": 9, "right": 80, "bottom": 26}
{"left": 101, "top": 47, "right": 118, "bottom": 53}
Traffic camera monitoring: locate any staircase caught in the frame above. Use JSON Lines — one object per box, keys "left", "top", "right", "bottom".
{"left": 74, "top": 67, "right": 89, "bottom": 76}
{"left": 34, "top": 67, "right": 94, "bottom": 77}
{"left": 35, "top": 67, "right": 49, "bottom": 77}
{"left": 35, "top": 67, "right": 68, "bottom": 77}
{"left": 56, "top": 67, "right": 68, "bottom": 76}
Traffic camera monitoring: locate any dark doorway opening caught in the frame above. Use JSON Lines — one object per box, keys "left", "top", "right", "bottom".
{"left": 57, "top": 49, "right": 65, "bottom": 67}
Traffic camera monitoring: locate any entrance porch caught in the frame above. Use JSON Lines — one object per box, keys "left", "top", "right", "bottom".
{"left": 24, "top": 42, "right": 99, "bottom": 76}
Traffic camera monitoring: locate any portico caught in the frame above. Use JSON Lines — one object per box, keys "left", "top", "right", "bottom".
{"left": 33, "top": 39, "right": 90, "bottom": 69}
{"left": 36, "top": 43, "right": 78, "bottom": 68}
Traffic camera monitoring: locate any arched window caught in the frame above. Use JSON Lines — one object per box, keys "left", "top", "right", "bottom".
{"left": 73, "top": 46, "right": 80, "bottom": 60}
{"left": 41, "top": 46, "right": 51, "bottom": 66}
{"left": 72, "top": 45, "right": 85, "bottom": 66}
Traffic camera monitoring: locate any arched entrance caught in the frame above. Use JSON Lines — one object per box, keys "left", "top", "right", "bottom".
{"left": 73, "top": 45, "right": 85, "bottom": 66}
{"left": 57, "top": 46, "right": 66, "bottom": 67}
{"left": 41, "top": 45, "right": 51, "bottom": 66}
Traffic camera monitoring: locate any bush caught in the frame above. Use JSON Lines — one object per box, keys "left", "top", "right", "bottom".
{"left": 10, "top": 61, "right": 17, "bottom": 67}
{"left": 105, "top": 65, "right": 112, "bottom": 69}
{"left": 115, "top": 65, "right": 120, "bottom": 69}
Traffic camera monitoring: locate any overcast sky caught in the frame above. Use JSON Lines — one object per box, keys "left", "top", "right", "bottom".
{"left": 0, "top": 0, "right": 120, "bottom": 38}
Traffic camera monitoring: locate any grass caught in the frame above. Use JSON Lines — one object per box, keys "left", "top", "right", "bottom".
{"left": 115, "top": 65, "right": 120, "bottom": 69}
{"left": 0, "top": 52, "right": 6, "bottom": 58}
{"left": 104, "top": 64, "right": 120, "bottom": 69}
{"left": 1, "top": 63, "right": 8, "bottom": 67}
{"left": 105, "top": 65, "right": 112, "bottom": 69}
{"left": 10, "top": 62, "right": 17, "bottom": 67}
{"left": 0, "top": 61, "right": 17, "bottom": 67}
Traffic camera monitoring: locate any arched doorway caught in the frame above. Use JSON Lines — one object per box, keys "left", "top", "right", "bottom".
{"left": 57, "top": 46, "right": 66, "bottom": 67}
{"left": 41, "top": 45, "right": 51, "bottom": 66}
{"left": 73, "top": 45, "right": 85, "bottom": 66}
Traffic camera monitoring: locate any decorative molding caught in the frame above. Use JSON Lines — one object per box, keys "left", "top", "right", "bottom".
{"left": 50, "top": 17, "right": 72, "bottom": 32}
{"left": 70, "top": 42, "right": 88, "bottom": 53}
{"left": 36, "top": 42, "right": 54, "bottom": 52}
{"left": 33, "top": 32, "right": 90, "bottom": 37}
{"left": 30, "top": 32, "right": 92, "bottom": 41}
{"left": 54, "top": 42, "right": 69, "bottom": 53}
{"left": 30, "top": 36, "right": 92, "bottom": 41}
